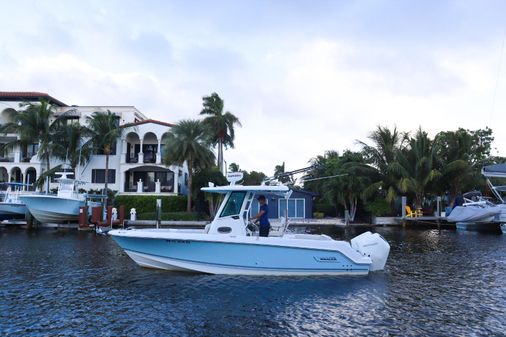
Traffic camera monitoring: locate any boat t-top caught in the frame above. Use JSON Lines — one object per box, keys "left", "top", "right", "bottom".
{"left": 110, "top": 174, "right": 390, "bottom": 275}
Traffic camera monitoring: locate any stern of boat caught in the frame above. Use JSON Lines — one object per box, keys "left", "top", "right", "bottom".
{"left": 351, "top": 231, "right": 390, "bottom": 271}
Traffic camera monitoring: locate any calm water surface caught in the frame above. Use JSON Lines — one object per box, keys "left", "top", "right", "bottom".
{"left": 1, "top": 226, "right": 505, "bottom": 336}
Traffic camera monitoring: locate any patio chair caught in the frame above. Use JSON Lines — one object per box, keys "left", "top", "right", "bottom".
{"left": 405, "top": 205, "right": 422, "bottom": 218}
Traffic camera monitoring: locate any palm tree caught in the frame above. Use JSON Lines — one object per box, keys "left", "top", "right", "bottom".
{"left": 274, "top": 162, "right": 294, "bottom": 184}
{"left": 86, "top": 110, "right": 122, "bottom": 203}
{"left": 164, "top": 119, "right": 215, "bottom": 212}
{"left": 395, "top": 128, "right": 440, "bottom": 209}
{"left": 52, "top": 122, "right": 92, "bottom": 173}
{"left": 199, "top": 93, "right": 241, "bottom": 173}
{"left": 0, "top": 100, "right": 60, "bottom": 192}
{"left": 357, "top": 125, "right": 406, "bottom": 204}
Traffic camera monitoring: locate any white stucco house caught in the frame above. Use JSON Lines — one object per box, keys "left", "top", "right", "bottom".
{"left": 0, "top": 91, "right": 188, "bottom": 195}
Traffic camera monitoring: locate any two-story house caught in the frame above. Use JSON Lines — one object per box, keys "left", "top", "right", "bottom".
{"left": 0, "top": 91, "right": 188, "bottom": 195}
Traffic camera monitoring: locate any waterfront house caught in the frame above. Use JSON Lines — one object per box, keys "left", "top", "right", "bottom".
{"left": 0, "top": 92, "right": 188, "bottom": 196}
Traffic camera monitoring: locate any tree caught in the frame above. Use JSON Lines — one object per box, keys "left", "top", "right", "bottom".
{"left": 243, "top": 171, "right": 266, "bottom": 185}
{"left": 200, "top": 93, "right": 241, "bottom": 173}
{"left": 356, "top": 125, "right": 406, "bottom": 205}
{"left": 0, "top": 100, "right": 60, "bottom": 192}
{"left": 433, "top": 129, "right": 476, "bottom": 196}
{"left": 305, "top": 150, "right": 376, "bottom": 221}
{"left": 228, "top": 162, "right": 240, "bottom": 172}
{"left": 86, "top": 110, "right": 122, "bottom": 203}
{"left": 52, "top": 122, "right": 92, "bottom": 173}
{"left": 192, "top": 166, "right": 227, "bottom": 217}
{"left": 274, "top": 162, "right": 294, "bottom": 184}
{"left": 164, "top": 119, "right": 215, "bottom": 212}
{"left": 395, "top": 128, "right": 440, "bottom": 209}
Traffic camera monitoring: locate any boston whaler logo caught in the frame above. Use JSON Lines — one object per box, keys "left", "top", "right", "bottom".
{"left": 165, "top": 239, "right": 191, "bottom": 244}
{"left": 314, "top": 256, "right": 338, "bottom": 263}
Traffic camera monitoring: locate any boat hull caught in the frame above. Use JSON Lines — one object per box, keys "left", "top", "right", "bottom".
{"left": 19, "top": 195, "right": 85, "bottom": 223}
{"left": 111, "top": 231, "right": 372, "bottom": 276}
{"left": 0, "top": 203, "right": 27, "bottom": 220}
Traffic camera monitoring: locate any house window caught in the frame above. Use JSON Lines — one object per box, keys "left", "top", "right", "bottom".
{"left": 91, "top": 169, "right": 116, "bottom": 183}
{"left": 278, "top": 198, "right": 305, "bottom": 218}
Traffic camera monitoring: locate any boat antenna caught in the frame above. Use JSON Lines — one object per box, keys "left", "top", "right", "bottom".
{"left": 263, "top": 165, "right": 319, "bottom": 185}
{"left": 301, "top": 173, "right": 348, "bottom": 183}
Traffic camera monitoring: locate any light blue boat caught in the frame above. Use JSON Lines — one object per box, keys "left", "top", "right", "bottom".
{"left": 110, "top": 182, "right": 390, "bottom": 276}
{"left": 19, "top": 172, "right": 86, "bottom": 223}
{"left": 0, "top": 182, "right": 30, "bottom": 221}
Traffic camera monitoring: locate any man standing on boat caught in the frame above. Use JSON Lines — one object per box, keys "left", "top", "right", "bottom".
{"left": 253, "top": 195, "right": 270, "bottom": 237}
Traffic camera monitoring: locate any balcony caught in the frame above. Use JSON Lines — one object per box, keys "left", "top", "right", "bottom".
{"left": 126, "top": 155, "right": 138, "bottom": 164}
{"left": 143, "top": 151, "right": 156, "bottom": 164}
{"left": 0, "top": 156, "right": 14, "bottom": 163}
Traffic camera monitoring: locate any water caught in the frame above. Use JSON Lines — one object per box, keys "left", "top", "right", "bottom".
{"left": 1, "top": 226, "right": 505, "bottom": 337}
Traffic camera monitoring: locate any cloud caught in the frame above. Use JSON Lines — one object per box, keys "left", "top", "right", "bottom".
{"left": 1, "top": 0, "right": 506, "bottom": 175}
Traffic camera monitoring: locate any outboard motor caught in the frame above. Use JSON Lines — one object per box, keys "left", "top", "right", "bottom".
{"left": 351, "top": 231, "right": 390, "bottom": 271}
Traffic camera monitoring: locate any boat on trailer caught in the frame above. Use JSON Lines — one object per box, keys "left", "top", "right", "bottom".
{"left": 110, "top": 182, "right": 390, "bottom": 276}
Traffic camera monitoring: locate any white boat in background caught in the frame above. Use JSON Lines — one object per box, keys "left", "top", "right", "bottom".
{"left": 446, "top": 198, "right": 501, "bottom": 223}
{"left": 0, "top": 182, "right": 30, "bottom": 221}
{"left": 448, "top": 163, "right": 506, "bottom": 233}
{"left": 19, "top": 172, "right": 87, "bottom": 223}
{"left": 110, "top": 177, "right": 390, "bottom": 276}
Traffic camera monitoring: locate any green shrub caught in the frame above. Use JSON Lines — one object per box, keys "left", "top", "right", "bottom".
{"left": 114, "top": 195, "right": 187, "bottom": 214}
{"left": 137, "top": 211, "right": 206, "bottom": 221}
{"left": 364, "top": 198, "right": 392, "bottom": 217}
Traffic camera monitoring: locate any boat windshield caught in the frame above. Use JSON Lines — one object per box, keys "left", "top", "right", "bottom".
{"left": 220, "top": 191, "right": 246, "bottom": 217}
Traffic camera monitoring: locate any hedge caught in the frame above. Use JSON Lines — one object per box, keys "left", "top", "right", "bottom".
{"left": 114, "top": 195, "right": 187, "bottom": 214}
{"left": 136, "top": 212, "right": 206, "bottom": 221}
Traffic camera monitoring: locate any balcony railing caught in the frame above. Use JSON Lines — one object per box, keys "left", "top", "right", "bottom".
{"left": 126, "top": 155, "right": 138, "bottom": 163}
{"left": 21, "top": 154, "right": 36, "bottom": 163}
{"left": 143, "top": 152, "right": 156, "bottom": 163}
{"left": 0, "top": 157, "right": 14, "bottom": 162}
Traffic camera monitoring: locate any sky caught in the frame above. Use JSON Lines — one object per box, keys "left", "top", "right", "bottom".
{"left": 1, "top": 0, "right": 506, "bottom": 175}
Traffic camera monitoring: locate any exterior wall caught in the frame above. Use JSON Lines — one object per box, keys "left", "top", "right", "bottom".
{"left": 0, "top": 98, "right": 188, "bottom": 195}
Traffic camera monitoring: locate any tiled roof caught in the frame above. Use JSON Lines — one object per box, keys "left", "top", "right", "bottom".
{"left": 121, "top": 119, "right": 175, "bottom": 128}
{"left": 0, "top": 91, "right": 67, "bottom": 106}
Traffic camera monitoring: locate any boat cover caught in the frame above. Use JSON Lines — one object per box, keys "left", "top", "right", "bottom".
{"left": 482, "top": 163, "right": 506, "bottom": 178}
{"left": 446, "top": 206, "right": 501, "bottom": 223}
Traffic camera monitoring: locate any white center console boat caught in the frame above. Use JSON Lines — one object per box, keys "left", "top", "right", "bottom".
{"left": 110, "top": 179, "right": 390, "bottom": 275}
